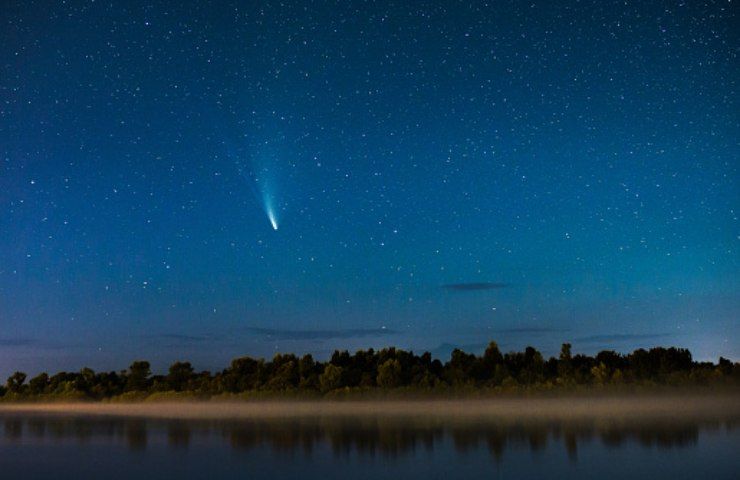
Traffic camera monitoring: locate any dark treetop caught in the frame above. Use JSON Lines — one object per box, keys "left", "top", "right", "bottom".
{"left": 2, "top": 342, "right": 738, "bottom": 400}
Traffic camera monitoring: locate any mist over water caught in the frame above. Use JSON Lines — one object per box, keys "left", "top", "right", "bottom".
{"left": 1, "top": 398, "right": 738, "bottom": 479}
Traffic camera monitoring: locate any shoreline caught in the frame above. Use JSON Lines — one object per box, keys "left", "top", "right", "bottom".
{"left": 1, "top": 393, "right": 738, "bottom": 421}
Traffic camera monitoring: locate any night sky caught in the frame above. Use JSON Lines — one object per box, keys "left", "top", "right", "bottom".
{"left": 1, "top": 1, "right": 737, "bottom": 377}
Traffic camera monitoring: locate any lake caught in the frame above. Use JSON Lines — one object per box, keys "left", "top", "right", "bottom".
{"left": 0, "top": 401, "right": 738, "bottom": 479}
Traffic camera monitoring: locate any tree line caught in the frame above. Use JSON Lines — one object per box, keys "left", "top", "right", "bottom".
{"left": 1, "top": 342, "right": 738, "bottom": 400}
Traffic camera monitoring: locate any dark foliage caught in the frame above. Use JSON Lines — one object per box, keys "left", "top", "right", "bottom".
{"left": 2, "top": 342, "right": 738, "bottom": 400}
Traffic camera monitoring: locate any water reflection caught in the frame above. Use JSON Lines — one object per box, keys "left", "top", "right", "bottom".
{"left": 1, "top": 414, "right": 736, "bottom": 462}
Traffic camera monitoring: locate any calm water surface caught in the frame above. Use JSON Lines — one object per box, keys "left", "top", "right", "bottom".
{"left": 0, "top": 413, "right": 737, "bottom": 479}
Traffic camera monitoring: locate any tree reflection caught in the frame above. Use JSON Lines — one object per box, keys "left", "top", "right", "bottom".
{"left": 1, "top": 414, "right": 736, "bottom": 462}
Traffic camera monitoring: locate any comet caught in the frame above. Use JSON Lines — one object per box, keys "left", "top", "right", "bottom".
{"left": 266, "top": 204, "right": 279, "bottom": 230}
{"left": 261, "top": 187, "right": 279, "bottom": 231}
{"left": 223, "top": 137, "right": 283, "bottom": 232}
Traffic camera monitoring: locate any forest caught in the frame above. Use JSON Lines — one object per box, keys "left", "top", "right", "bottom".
{"left": 1, "top": 342, "right": 738, "bottom": 401}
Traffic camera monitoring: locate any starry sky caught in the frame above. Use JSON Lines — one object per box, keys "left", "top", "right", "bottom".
{"left": 1, "top": 0, "right": 737, "bottom": 376}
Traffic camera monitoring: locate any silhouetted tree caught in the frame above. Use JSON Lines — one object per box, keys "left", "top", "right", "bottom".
{"left": 28, "top": 373, "right": 49, "bottom": 395}
{"left": 558, "top": 343, "right": 573, "bottom": 381}
{"left": 377, "top": 359, "right": 402, "bottom": 388}
{"left": 0, "top": 341, "right": 736, "bottom": 400}
{"left": 482, "top": 341, "right": 504, "bottom": 380}
{"left": 126, "top": 361, "right": 151, "bottom": 391}
{"left": 446, "top": 349, "right": 477, "bottom": 385}
{"left": 6, "top": 372, "right": 26, "bottom": 394}
{"left": 74, "top": 367, "right": 96, "bottom": 394}
{"left": 167, "top": 362, "right": 194, "bottom": 391}
{"left": 319, "top": 364, "right": 343, "bottom": 392}
{"left": 298, "top": 354, "right": 320, "bottom": 389}
{"left": 267, "top": 354, "right": 299, "bottom": 390}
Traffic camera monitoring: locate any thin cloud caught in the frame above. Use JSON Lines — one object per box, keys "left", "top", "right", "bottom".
{"left": 574, "top": 333, "right": 671, "bottom": 343}
{"left": 494, "top": 327, "right": 567, "bottom": 334}
{"left": 0, "top": 337, "right": 35, "bottom": 347}
{"left": 247, "top": 327, "right": 397, "bottom": 341}
{"left": 156, "top": 333, "right": 211, "bottom": 342}
{"left": 442, "top": 282, "right": 510, "bottom": 291}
